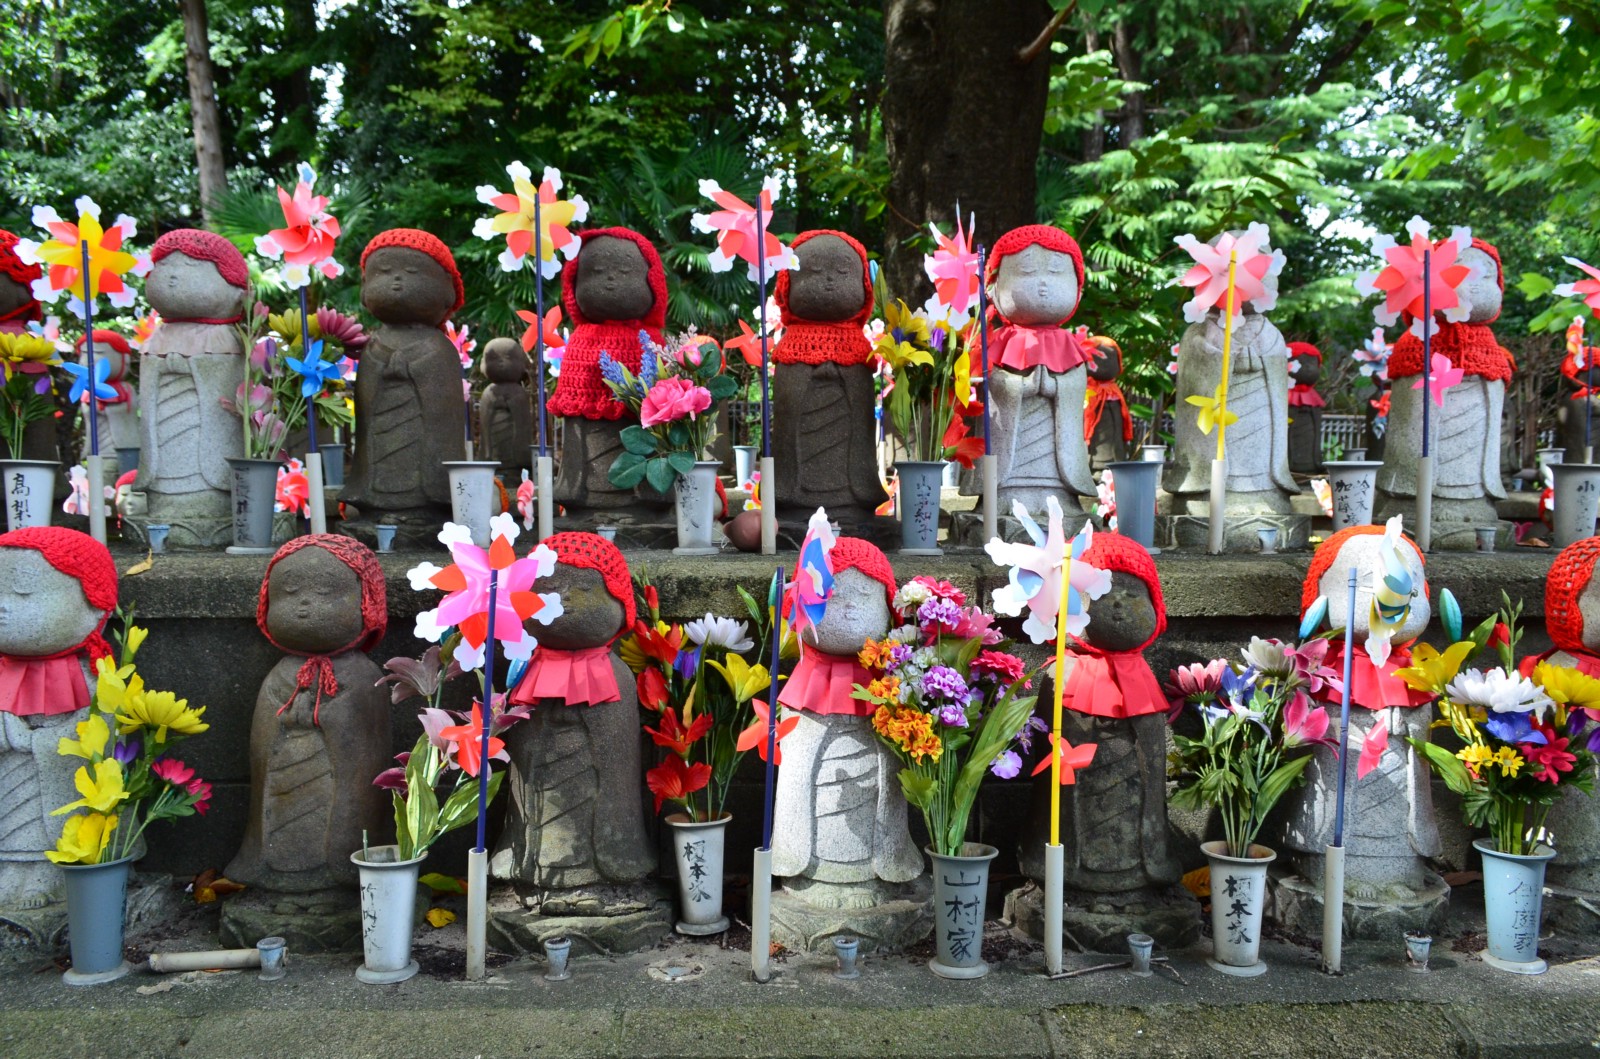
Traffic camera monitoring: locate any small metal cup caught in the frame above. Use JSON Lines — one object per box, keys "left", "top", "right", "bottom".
{"left": 1404, "top": 930, "right": 1431, "bottom": 973}
{"left": 375, "top": 524, "right": 397, "bottom": 553}
{"left": 833, "top": 935, "right": 861, "bottom": 980}
{"left": 596, "top": 525, "right": 618, "bottom": 542}
{"left": 1257, "top": 527, "right": 1280, "bottom": 555}
{"left": 1127, "top": 933, "right": 1154, "bottom": 977}
{"left": 257, "top": 937, "right": 287, "bottom": 982}
{"left": 1476, "top": 526, "right": 1497, "bottom": 552}
{"left": 543, "top": 935, "right": 573, "bottom": 982}
{"left": 146, "top": 524, "right": 170, "bottom": 554}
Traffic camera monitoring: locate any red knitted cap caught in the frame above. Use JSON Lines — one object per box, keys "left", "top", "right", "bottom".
{"left": 151, "top": 229, "right": 249, "bottom": 289}
{"left": 559, "top": 227, "right": 668, "bottom": 332}
{"left": 1547, "top": 537, "right": 1600, "bottom": 653}
{"left": 0, "top": 229, "right": 41, "bottom": 289}
{"left": 1287, "top": 341, "right": 1322, "bottom": 362}
{"left": 361, "top": 229, "right": 464, "bottom": 317}
{"left": 1086, "top": 334, "right": 1122, "bottom": 374}
{"left": 831, "top": 537, "right": 897, "bottom": 618}
{"left": 544, "top": 532, "right": 635, "bottom": 635}
{"left": 0, "top": 527, "right": 117, "bottom": 661}
{"left": 775, "top": 230, "right": 874, "bottom": 329}
{"left": 1081, "top": 532, "right": 1165, "bottom": 651}
{"left": 257, "top": 534, "right": 388, "bottom": 655}
{"left": 75, "top": 330, "right": 130, "bottom": 357}
{"left": 985, "top": 224, "right": 1085, "bottom": 326}
{"left": 1300, "top": 524, "right": 1426, "bottom": 619}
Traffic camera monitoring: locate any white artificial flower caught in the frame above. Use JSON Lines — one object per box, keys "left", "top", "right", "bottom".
{"left": 894, "top": 580, "right": 933, "bottom": 612}
{"left": 1446, "top": 667, "right": 1553, "bottom": 716}
{"left": 1240, "top": 636, "right": 1293, "bottom": 678}
{"left": 685, "top": 614, "right": 754, "bottom": 653}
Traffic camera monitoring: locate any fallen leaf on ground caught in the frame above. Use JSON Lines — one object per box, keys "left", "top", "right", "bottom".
{"left": 425, "top": 907, "right": 456, "bottom": 928}
{"left": 124, "top": 552, "right": 154, "bottom": 576}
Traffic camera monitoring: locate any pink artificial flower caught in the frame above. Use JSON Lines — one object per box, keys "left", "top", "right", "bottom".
{"left": 1164, "top": 659, "right": 1227, "bottom": 720}
{"left": 639, "top": 377, "right": 712, "bottom": 427}
{"left": 151, "top": 758, "right": 196, "bottom": 787}
{"left": 1357, "top": 716, "right": 1390, "bottom": 779}
{"left": 911, "top": 576, "right": 966, "bottom": 606}
{"left": 971, "top": 650, "right": 1025, "bottom": 685}
{"left": 1282, "top": 696, "right": 1333, "bottom": 749}
{"left": 186, "top": 777, "right": 212, "bottom": 815}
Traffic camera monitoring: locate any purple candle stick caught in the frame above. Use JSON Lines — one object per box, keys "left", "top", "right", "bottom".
{"left": 535, "top": 194, "right": 549, "bottom": 459}
{"left": 78, "top": 240, "right": 101, "bottom": 457}
{"left": 1421, "top": 248, "right": 1432, "bottom": 459}
{"left": 761, "top": 566, "right": 785, "bottom": 851}
{"left": 756, "top": 196, "right": 771, "bottom": 459}
{"left": 977, "top": 243, "right": 992, "bottom": 450}
{"left": 475, "top": 567, "right": 500, "bottom": 853}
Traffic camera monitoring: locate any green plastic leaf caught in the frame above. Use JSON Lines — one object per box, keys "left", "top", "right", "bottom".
{"left": 1410, "top": 738, "right": 1475, "bottom": 796}
{"left": 418, "top": 872, "right": 466, "bottom": 894}
{"left": 898, "top": 769, "right": 936, "bottom": 810}
{"left": 609, "top": 451, "right": 648, "bottom": 488}
{"left": 665, "top": 450, "right": 696, "bottom": 476}
{"left": 645, "top": 456, "right": 678, "bottom": 494}
{"left": 620, "top": 425, "right": 657, "bottom": 456}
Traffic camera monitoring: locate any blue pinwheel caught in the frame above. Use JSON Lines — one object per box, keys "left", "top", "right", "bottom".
{"left": 285, "top": 339, "right": 343, "bottom": 398}
{"left": 61, "top": 356, "right": 117, "bottom": 404}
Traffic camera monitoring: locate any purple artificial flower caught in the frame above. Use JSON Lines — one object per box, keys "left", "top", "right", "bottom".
{"left": 1015, "top": 715, "right": 1049, "bottom": 753}
{"left": 935, "top": 702, "right": 968, "bottom": 727}
{"left": 1486, "top": 711, "right": 1546, "bottom": 746}
{"left": 921, "top": 665, "right": 969, "bottom": 702}
{"left": 1220, "top": 666, "right": 1257, "bottom": 711}
{"left": 990, "top": 749, "right": 1022, "bottom": 779}
{"left": 111, "top": 737, "right": 139, "bottom": 767}
{"left": 673, "top": 645, "right": 701, "bottom": 681}
{"left": 888, "top": 643, "right": 916, "bottom": 669}
{"left": 917, "top": 597, "right": 964, "bottom": 633}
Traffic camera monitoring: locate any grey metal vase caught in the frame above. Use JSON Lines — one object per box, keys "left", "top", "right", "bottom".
{"left": 61, "top": 855, "right": 134, "bottom": 985}
{"left": 897, "top": 461, "right": 945, "bottom": 555}
{"left": 226, "top": 457, "right": 281, "bottom": 554}
{"left": 927, "top": 842, "right": 996, "bottom": 979}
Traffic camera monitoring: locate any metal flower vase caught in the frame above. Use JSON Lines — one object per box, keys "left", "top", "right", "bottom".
{"left": 1106, "top": 460, "right": 1158, "bottom": 549}
{"left": 443, "top": 460, "right": 500, "bottom": 547}
{"left": 1201, "top": 841, "right": 1275, "bottom": 977}
{"left": 927, "top": 843, "right": 996, "bottom": 979}
{"left": 0, "top": 459, "right": 58, "bottom": 531}
{"left": 1324, "top": 461, "right": 1383, "bottom": 532}
{"left": 1550, "top": 463, "right": 1600, "bottom": 547}
{"left": 673, "top": 461, "right": 721, "bottom": 556}
{"left": 351, "top": 844, "right": 427, "bottom": 984}
{"left": 896, "top": 460, "right": 944, "bottom": 555}
{"left": 60, "top": 854, "right": 135, "bottom": 985}
{"left": 666, "top": 813, "right": 730, "bottom": 935}
{"left": 1474, "top": 839, "right": 1556, "bottom": 974}
{"left": 226, "top": 457, "right": 281, "bottom": 554}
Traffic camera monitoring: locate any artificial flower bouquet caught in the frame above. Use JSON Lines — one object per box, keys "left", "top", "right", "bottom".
{"left": 854, "top": 576, "right": 1040, "bottom": 857}
{"left": 48, "top": 618, "right": 212, "bottom": 866}
{"left": 0, "top": 331, "right": 61, "bottom": 460}
{"left": 870, "top": 301, "right": 983, "bottom": 466}
{"left": 1165, "top": 635, "right": 1344, "bottom": 859}
{"left": 620, "top": 570, "right": 781, "bottom": 822}
{"left": 1397, "top": 594, "right": 1598, "bottom": 857}
{"left": 600, "top": 330, "right": 740, "bottom": 494}
{"left": 228, "top": 301, "right": 366, "bottom": 460}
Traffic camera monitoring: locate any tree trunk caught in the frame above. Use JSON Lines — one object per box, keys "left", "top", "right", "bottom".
{"left": 180, "top": 0, "right": 227, "bottom": 223}
{"left": 1080, "top": 24, "right": 1104, "bottom": 162}
{"left": 882, "top": 0, "right": 1054, "bottom": 305}
{"left": 1111, "top": 19, "right": 1144, "bottom": 147}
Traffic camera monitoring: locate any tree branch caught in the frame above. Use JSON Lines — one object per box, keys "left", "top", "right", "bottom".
{"left": 1308, "top": 20, "right": 1375, "bottom": 92}
{"left": 1016, "top": 1, "right": 1078, "bottom": 66}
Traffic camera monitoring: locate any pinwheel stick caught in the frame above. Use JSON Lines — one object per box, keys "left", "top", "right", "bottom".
{"left": 752, "top": 565, "right": 784, "bottom": 984}
{"left": 297, "top": 286, "right": 330, "bottom": 535}
{"left": 1321, "top": 567, "right": 1358, "bottom": 976}
{"left": 1045, "top": 554, "right": 1071, "bottom": 976}
{"left": 756, "top": 196, "right": 777, "bottom": 555}
{"left": 534, "top": 196, "right": 556, "bottom": 539}
{"left": 1584, "top": 315, "right": 1594, "bottom": 463}
{"left": 78, "top": 240, "right": 107, "bottom": 544}
{"left": 1207, "top": 253, "right": 1239, "bottom": 555}
{"left": 978, "top": 244, "right": 997, "bottom": 543}
{"left": 1418, "top": 249, "right": 1434, "bottom": 551}
{"left": 467, "top": 567, "right": 501, "bottom": 982}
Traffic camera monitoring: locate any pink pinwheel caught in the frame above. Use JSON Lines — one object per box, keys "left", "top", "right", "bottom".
{"left": 690, "top": 176, "right": 798, "bottom": 283}
{"left": 515, "top": 470, "right": 536, "bottom": 530}
{"left": 986, "top": 495, "right": 1111, "bottom": 645}
{"left": 445, "top": 321, "right": 475, "bottom": 370}
{"left": 1173, "top": 222, "right": 1284, "bottom": 324}
{"left": 923, "top": 213, "right": 980, "bottom": 318}
{"left": 15, "top": 196, "right": 149, "bottom": 314}
{"left": 1555, "top": 256, "right": 1600, "bottom": 318}
{"left": 1355, "top": 216, "right": 1472, "bottom": 336}
{"left": 254, "top": 163, "right": 343, "bottom": 289}
{"left": 736, "top": 699, "right": 799, "bottom": 765}
{"left": 1411, "top": 352, "right": 1464, "bottom": 407}
{"left": 1356, "top": 715, "right": 1390, "bottom": 779}
{"left": 408, "top": 513, "right": 565, "bottom": 670}
{"left": 474, "top": 163, "right": 586, "bottom": 277}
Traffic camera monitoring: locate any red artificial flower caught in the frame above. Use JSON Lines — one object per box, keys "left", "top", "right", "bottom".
{"left": 151, "top": 758, "right": 196, "bottom": 787}
{"left": 1487, "top": 622, "right": 1511, "bottom": 649}
{"left": 643, "top": 584, "right": 660, "bottom": 619}
{"left": 438, "top": 709, "right": 506, "bottom": 777}
{"left": 941, "top": 403, "right": 986, "bottom": 470}
{"left": 1521, "top": 721, "right": 1577, "bottom": 785}
{"left": 736, "top": 700, "right": 799, "bottom": 765}
{"left": 646, "top": 754, "right": 711, "bottom": 812}
{"left": 637, "top": 667, "right": 669, "bottom": 712}
{"left": 186, "top": 777, "right": 212, "bottom": 816}
{"left": 632, "top": 620, "right": 683, "bottom": 666}
{"left": 643, "top": 707, "right": 712, "bottom": 756}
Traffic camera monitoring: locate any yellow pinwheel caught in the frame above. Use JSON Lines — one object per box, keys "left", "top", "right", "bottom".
{"left": 1395, "top": 641, "right": 1474, "bottom": 696}
{"left": 16, "top": 198, "right": 148, "bottom": 310}
{"left": 473, "top": 163, "right": 587, "bottom": 278}
{"left": 706, "top": 654, "right": 773, "bottom": 704}
{"left": 1185, "top": 384, "right": 1238, "bottom": 436}
{"left": 46, "top": 812, "right": 118, "bottom": 865}
{"left": 53, "top": 760, "right": 128, "bottom": 815}
{"left": 57, "top": 713, "right": 110, "bottom": 761}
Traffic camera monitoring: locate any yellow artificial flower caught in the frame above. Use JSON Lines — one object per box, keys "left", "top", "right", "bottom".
{"left": 1397, "top": 641, "right": 1475, "bottom": 696}
{"left": 880, "top": 299, "right": 931, "bottom": 348}
{"left": 0, "top": 332, "right": 62, "bottom": 377}
{"left": 57, "top": 713, "right": 110, "bottom": 760}
{"left": 952, "top": 347, "right": 972, "bottom": 407}
{"left": 46, "top": 812, "right": 117, "bottom": 865}
{"left": 114, "top": 689, "right": 208, "bottom": 744}
{"left": 1185, "top": 385, "right": 1239, "bottom": 436}
{"left": 121, "top": 624, "right": 148, "bottom": 663}
{"left": 875, "top": 337, "right": 934, "bottom": 372}
{"left": 93, "top": 657, "right": 143, "bottom": 715}
{"left": 1532, "top": 662, "right": 1600, "bottom": 718}
{"left": 1493, "top": 746, "right": 1524, "bottom": 778}
{"left": 52, "top": 760, "right": 128, "bottom": 815}
{"left": 706, "top": 654, "right": 772, "bottom": 704}
{"left": 1456, "top": 743, "right": 1494, "bottom": 777}
{"left": 858, "top": 639, "right": 894, "bottom": 670}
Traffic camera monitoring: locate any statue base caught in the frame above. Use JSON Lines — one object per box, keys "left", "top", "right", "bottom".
{"left": 337, "top": 510, "right": 451, "bottom": 551}
{"left": 125, "top": 511, "right": 243, "bottom": 551}
{"left": 950, "top": 507, "right": 1093, "bottom": 549}
{"left": 1268, "top": 868, "right": 1450, "bottom": 941}
{"left": 1373, "top": 495, "right": 1514, "bottom": 550}
{"left": 1162, "top": 513, "right": 1311, "bottom": 553}
{"left": 552, "top": 513, "right": 682, "bottom": 551}
{"left": 0, "top": 872, "right": 174, "bottom": 961}
{"left": 1003, "top": 880, "right": 1201, "bottom": 952}
{"left": 776, "top": 512, "right": 901, "bottom": 551}
{"left": 768, "top": 876, "right": 933, "bottom": 955}
{"left": 219, "top": 886, "right": 390, "bottom": 953}
{"left": 488, "top": 881, "right": 673, "bottom": 957}
{"left": 1542, "top": 883, "right": 1600, "bottom": 936}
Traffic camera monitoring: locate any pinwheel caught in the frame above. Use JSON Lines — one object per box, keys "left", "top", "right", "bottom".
{"left": 1029, "top": 734, "right": 1098, "bottom": 785}
{"left": 1353, "top": 327, "right": 1390, "bottom": 378}
{"left": 1555, "top": 256, "right": 1600, "bottom": 317}
{"left": 986, "top": 496, "right": 1111, "bottom": 646}
{"left": 285, "top": 340, "right": 343, "bottom": 399}
{"left": 924, "top": 212, "right": 980, "bottom": 319}
{"left": 1356, "top": 715, "right": 1390, "bottom": 780}
{"left": 1355, "top": 216, "right": 1472, "bottom": 338}
{"left": 61, "top": 357, "right": 116, "bottom": 405}
{"left": 473, "top": 163, "right": 586, "bottom": 277}
{"left": 789, "top": 508, "right": 836, "bottom": 634}
{"left": 690, "top": 176, "right": 798, "bottom": 282}
{"left": 15, "top": 197, "right": 148, "bottom": 314}
{"left": 1411, "top": 352, "right": 1464, "bottom": 408}
{"left": 1186, "top": 384, "right": 1240, "bottom": 436}
{"left": 1365, "top": 515, "right": 1415, "bottom": 669}
{"left": 253, "top": 164, "right": 343, "bottom": 289}
{"left": 1173, "top": 222, "right": 1284, "bottom": 324}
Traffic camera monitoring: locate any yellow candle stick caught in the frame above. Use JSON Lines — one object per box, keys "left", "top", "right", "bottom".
{"left": 1215, "top": 250, "right": 1239, "bottom": 463}
{"left": 1049, "top": 547, "right": 1072, "bottom": 847}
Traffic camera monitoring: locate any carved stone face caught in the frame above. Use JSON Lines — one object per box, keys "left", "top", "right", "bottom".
{"left": 1086, "top": 342, "right": 1120, "bottom": 382}
{"left": 803, "top": 567, "right": 891, "bottom": 656}
{"left": 361, "top": 247, "right": 457, "bottom": 327}
{"left": 786, "top": 234, "right": 865, "bottom": 323}
{"left": 574, "top": 237, "right": 654, "bottom": 323}
{"left": 1290, "top": 356, "right": 1322, "bottom": 386}
{"left": 145, "top": 251, "right": 245, "bottom": 321}
{"left": 533, "top": 564, "right": 623, "bottom": 651}
{"left": 1318, "top": 534, "right": 1430, "bottom": 644}
{"left": 0, "top": 549, "right": 105, "bottom": 658}
{"left": 1081, "top": 571, "right": 1157, "bottom": 653}
{"left": 1455, "top": 247, "right": 1502, "bottom": 324}
{"left": 1576, "top": 566, "right": 1600, "bottom": 653}
{"left": 482, "top": 337, "right": 528, "bottom": 385}
{"left": 992, "top": 243, "right": 1079, "bottom": 326}
{"left": 265, "top": 547, "right": 364, "bottom": 654}
{"left": 0, "top": 274, "right": 33, "bottom": 320}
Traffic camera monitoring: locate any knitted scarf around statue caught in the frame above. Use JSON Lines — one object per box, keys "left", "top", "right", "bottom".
{"left": 1334, "top": 639, "right": 1433, "bottom": 710}
{"left": 1388, "top": 323, "right": 1514, "bottom": 383}
{"left": 777, "top": 646, "right": 875, "bottom": 717}
{"left": 1084, "top": 378, "right": 1134, "bottom": 443}
{"left": 508, "top": 645, "right": 620, "bottom": 706}
{"left": 772, "top": 321, "right": 872, "bottom": 367}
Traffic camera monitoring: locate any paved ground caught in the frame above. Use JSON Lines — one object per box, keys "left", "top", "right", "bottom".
{"left": 3, "top": 902, "right": 1598, "bottom": 1059}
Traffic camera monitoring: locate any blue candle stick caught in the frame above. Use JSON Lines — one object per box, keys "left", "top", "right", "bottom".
{"left": 761, "top": 566, "right": 784, "bottom": 851}
{"left": 299, "top": 285, "right": 319, "bottom": 455}
{"left": 475, "top": 568, "right": 500, "bottom": 853}
{"left": 756, "top": 196, "right": 771, "bottom": 460}
{"left": 1421, "top": 248, "right": 1431, "bottom": 459}
{"left": 977, "top": 243, "right": 991, "bottom": 451}
{"left": 535, "top": 193, "right": 548, "bottom": 459}
{"left": 78, "top": 240, "right": 101, "bottom": 457}
{"left": 1332, "top": 567, "right": 1358, "bottom": 848}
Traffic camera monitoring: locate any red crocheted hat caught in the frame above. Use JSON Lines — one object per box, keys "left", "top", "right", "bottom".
{"left": 1287, "top": 341, "right": 1322, "bottom": 362}
{"left": 984, "top": 224, "right": 1085, "bottom": 326}
{"left": 0, "top": 228, "right": 41, "bottom": 289}
{"left": 1546, "top": 537, "right": 1600, "bottom": 653}
{"left": 0, "top": 527, "right": 117, "bottom": 661}
{"left": 544, "top": 531, "right": 636, "bottom": 635}
{"left": 257, "top": 534, "right": 388, "bottom": 655}
{"left": 831, "top": 537, "right": 897, "bottom": 617}
{"left": 150, "top": 229, "right": 249, "bottom": 289}
{"left": 1081, "top": 532, "right": 1165, "bottom": 651}
{"left": 1086, "top": 334, "right": 1122, "bottom": 374}
{"left": 1300, "top": 524, "right": 1427, "bottom": 619}
{"left": 774, "top": 230, "right": 874, "bottom": 328}
{"left": 75, "top": 329, "right": 130, "bottom": 357}
{"left": 559, "top": 227, "right": 668, "bottom": 332}
{"left": 361, "top": 228, "right": 465, "bottom": 317}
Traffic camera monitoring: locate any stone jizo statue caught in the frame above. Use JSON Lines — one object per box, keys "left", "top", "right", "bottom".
{"left": 478, "top": 336, "right": 533, "bottom": 474}
{"left": 1083, "top": 335, "right": 1132, "bottom": 471}
{"left": 1286, "top": 341, "right": 1326, "bottom": 475}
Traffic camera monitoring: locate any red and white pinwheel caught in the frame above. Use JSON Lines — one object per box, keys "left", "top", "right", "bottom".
{"left": 1555, "top": 256, "right": 1600, "bottom": 318}
{"left": 15, "top": 196, "right": 149, "bottom": 315}
{"left": 1411, "top": 352, "right": 1464, "bottom": 408}
{"left": 517, "top": 305, "right": 566, "bottom": 362}
{"left": 1355, "top": 216, "right": 1473, "bottom": 339}
{"left": 254, "top": 163, "right": 343, "bottom": 289}
{"left": 1173, "top": 222, "right": 1284, "bottom": 324}
{"left": 474, "top": 163, "right": 587, "bottom": 278}
{"left": 923, "top": 212, "right": 980, "bottom": 320}
{"left": 408, "top": 512, "right": 564, "bottom": 670}
{"left": 690, "top": 175, "right": 798, "bottom": 283}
